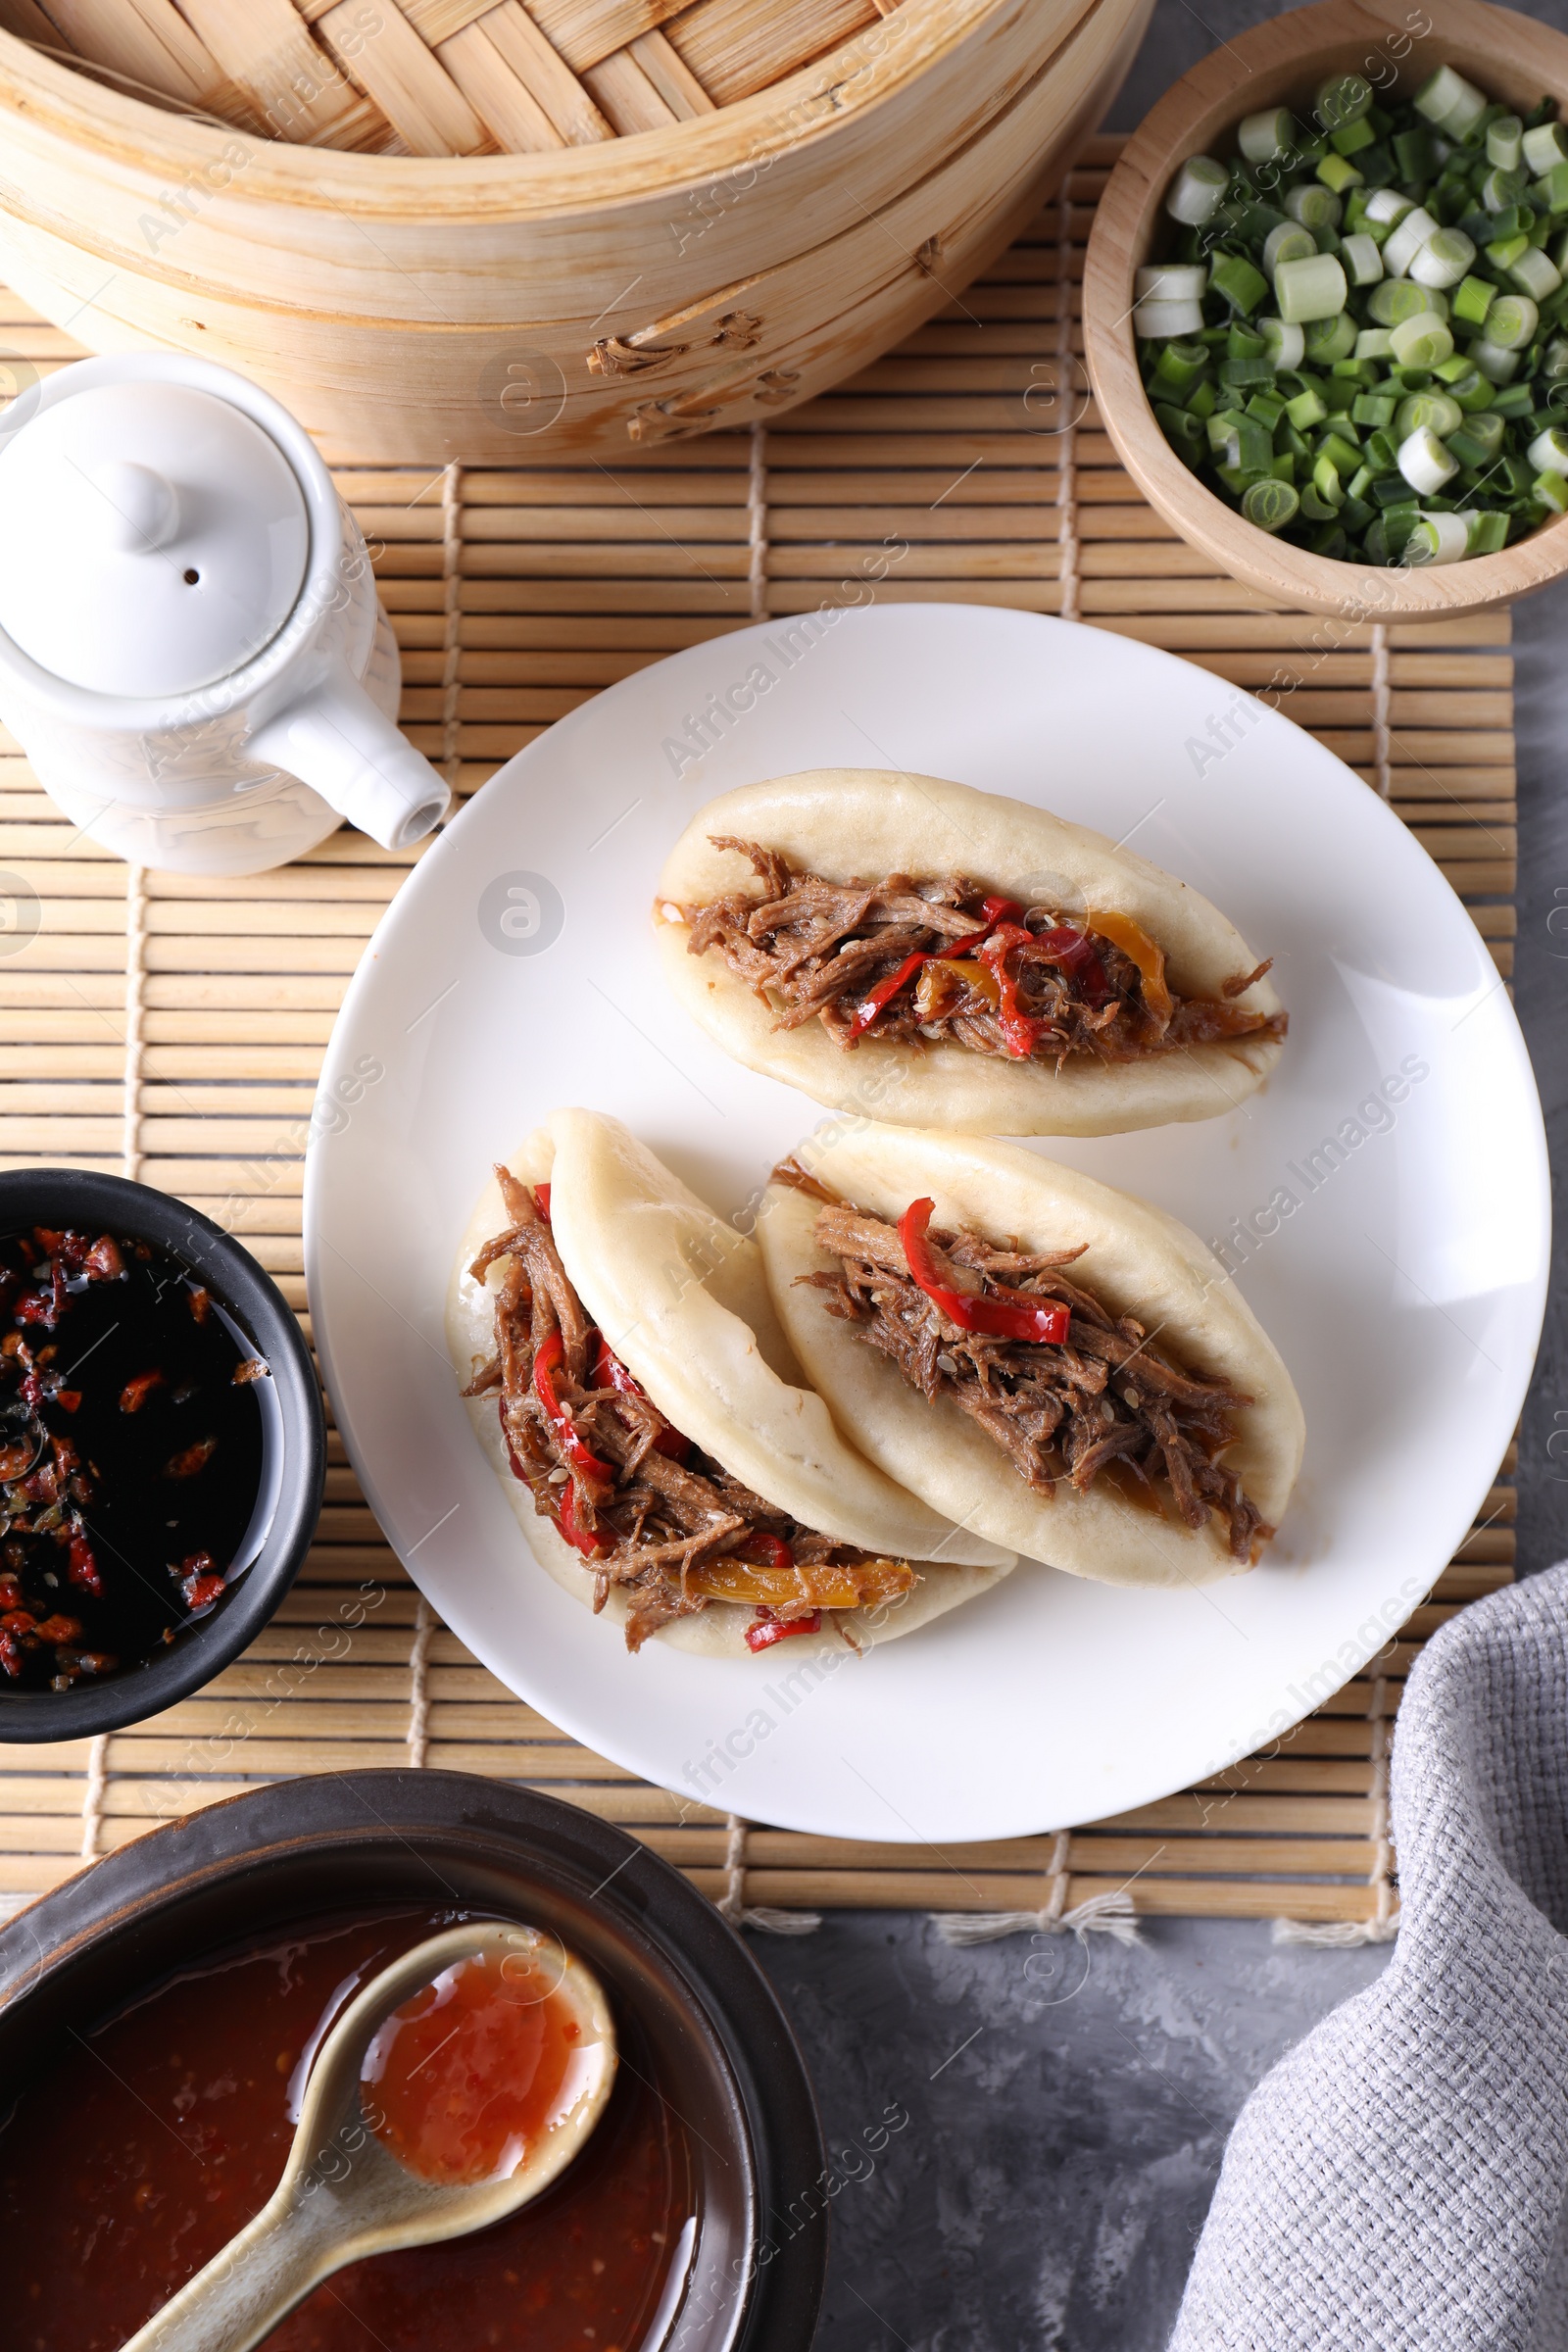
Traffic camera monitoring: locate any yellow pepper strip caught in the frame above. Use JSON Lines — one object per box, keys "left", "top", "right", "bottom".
{"left": 1084, "top": 907, "right": 1173, "bottom": 1024}
{"left": 687, "top": 1556, "right": 915, "bottom": 1609}
{"left": 912, "top": 956, "right": 1002, "bottom": 1021}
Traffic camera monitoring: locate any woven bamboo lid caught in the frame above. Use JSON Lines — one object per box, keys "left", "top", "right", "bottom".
{"left": 0, "top": 0, "right": 901, "bottom": 155}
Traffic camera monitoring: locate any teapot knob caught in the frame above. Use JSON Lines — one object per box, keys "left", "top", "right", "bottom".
{"left": 83, "top": 461, "right": 181, "bottom": 554}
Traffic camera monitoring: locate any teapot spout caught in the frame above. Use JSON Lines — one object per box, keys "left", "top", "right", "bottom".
{"left": 250, "top": 658, "right": 448, "bottom": 851}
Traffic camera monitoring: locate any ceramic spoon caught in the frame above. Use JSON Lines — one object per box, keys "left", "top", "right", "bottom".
{"left": 122, "top": 1920, "right": 617, "bottom": 2352}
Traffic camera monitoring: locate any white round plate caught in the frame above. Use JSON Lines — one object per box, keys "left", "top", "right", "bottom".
{"left": 306, "top": 605, "right": 1546, "bottom": 1845}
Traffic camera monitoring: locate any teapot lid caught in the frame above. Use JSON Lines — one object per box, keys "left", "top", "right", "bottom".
{"left": 0, "top": 381, "right": 310, "bottom": 699}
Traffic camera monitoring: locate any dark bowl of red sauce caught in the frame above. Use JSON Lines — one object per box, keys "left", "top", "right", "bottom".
{"left": 0, "top": 1167, "right": 324, "bottom": 1740}
{"left": 0, "top": 1770, "right": 826, "bottom": 2352}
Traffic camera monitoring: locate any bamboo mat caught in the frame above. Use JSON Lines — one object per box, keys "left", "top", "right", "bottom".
{"left": 0, "top": 135, "right": 1516, "bottom": 1933}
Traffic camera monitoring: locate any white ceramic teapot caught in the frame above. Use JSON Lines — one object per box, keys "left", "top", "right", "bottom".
{"left": 0, "top": 352, "right": 449, "bottom": 874}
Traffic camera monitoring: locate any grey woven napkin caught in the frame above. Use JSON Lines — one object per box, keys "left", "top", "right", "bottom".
{"left": 1170, "top": 1561, "right": 1568, "bottom": 2352}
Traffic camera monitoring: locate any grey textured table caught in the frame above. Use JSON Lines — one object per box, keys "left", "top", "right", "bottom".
{"left": 753, "top": 5, "right": 1568, "bottom": 2344}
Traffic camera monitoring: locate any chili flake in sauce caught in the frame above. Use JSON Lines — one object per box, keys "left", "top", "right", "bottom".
{"left": 0, "top": 1226, "right": 267, "bottom": 1690}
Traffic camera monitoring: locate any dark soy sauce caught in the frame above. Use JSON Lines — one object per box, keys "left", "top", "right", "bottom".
{"left": 0, "top": 1226, "right": 269, "bottom": 1691}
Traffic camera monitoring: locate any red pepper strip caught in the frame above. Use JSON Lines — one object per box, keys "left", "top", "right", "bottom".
{"left": 1033, "top": 923, "right": 1112, "bottom": 1006}
{"left": 532, "top": 1334, "right": 614, "bottom": 1486}
{"left": 975, "top": 920, "right": 1115, "bottom": 1060}
{"left": 534, "top": 1183, "right": 552, "bottom": 1221}
{"left": 589, "top": 1333, "right": 690, "bottom": 1461}
{"left": 559, "top": 1480, "right": 608, "bottom": 1560}
{"left": 898, "top": 1198, "right": 1070, "bottom": 1347}
{"left": 848, "top": 951, "right": 928, "bottom": 1039}
{"left": 746, "top": 1608, "right": 822, "bottom": 1653}
{"left": 848, "top": 898, "right": 1026, "bottom": 1040}
{"left": 975, "top": 926, "right": 1047, "bottom": 1059}
{"left": 742, "top": 1533, "right": 796, "bottom": 1574}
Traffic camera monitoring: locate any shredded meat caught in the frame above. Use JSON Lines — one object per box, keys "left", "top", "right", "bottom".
{"left": 679, "top": 841, "right": 1286, "bottom": 1068}
{"left": 464, "top": 1169, "right": 912, "bottom": 1650}
{"left": 793, "top": 1166, "right": 1271, "bottom": 1564}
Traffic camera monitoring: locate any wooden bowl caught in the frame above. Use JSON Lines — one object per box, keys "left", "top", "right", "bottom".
{"left": 0, "top": 0, "right": 1153, "bottom": 465}
{"left": 1082, "top": 0, "right": 1568, "bottom": 621}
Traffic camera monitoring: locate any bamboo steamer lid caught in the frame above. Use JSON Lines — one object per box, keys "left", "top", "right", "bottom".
{"left": 0, "top": 0, "right": 1155, "bottom": 461}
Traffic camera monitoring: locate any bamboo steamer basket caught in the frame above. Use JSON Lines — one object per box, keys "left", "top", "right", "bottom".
{"left": 1083, "top": 0, "right": 1568, "bottom": 620}
{"left": 0, "top": 0, "right": 1153, "bottom": 463}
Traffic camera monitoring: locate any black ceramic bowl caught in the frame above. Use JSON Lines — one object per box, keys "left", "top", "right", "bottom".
{"left": 0, "top": 1167, "right": 324, "bottom": 1740}
{"left": 0, "top": 1771, "right": 827, "bottom": 2351}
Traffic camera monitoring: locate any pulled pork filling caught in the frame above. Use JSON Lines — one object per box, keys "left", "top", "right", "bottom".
{"left": 464, "top": 1166, "right": 913, "bottom": 1652}
{"left": 787, "top": 1163, "right": 1270, "bottom": 1564}
{"left": 679, "top": 841, "right": 1287, "bottom": 1066}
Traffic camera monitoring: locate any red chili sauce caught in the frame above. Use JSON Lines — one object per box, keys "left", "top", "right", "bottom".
{"left": 0, "top": 1908, "right": 692, "bottom": 2352}
{"left": 363, "top": 1945, "right": 587, "bottom": 2185}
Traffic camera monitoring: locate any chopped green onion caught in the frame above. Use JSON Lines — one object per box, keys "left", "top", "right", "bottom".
{"left": 1397, "top": 424, "right": 1460, "bottom": 493}
{"left": 1367, "top": 277, "right": 1446, "bottom": 326}
{"left": 1509, "top": 242, "right": 1562, "bottom": 300}
{"left": 1165, "top": 155, "right": 1228, "bottom": 226}
{"left": 1259, "top": 317, "right": 1306, "bottom": 368}
{"left": 1446, "top": 418, "right": 1503, "bottom": 467}
{"left": 1523, "top": 122, "right": 1568, "bottom": 176}
{"left": 1273, "top": 252, "right": 1348, "bottom": 323}
{"left": 1396, "top": 391, "right": 1463, "bottom": 438}
{"left": 1481, "top": 166, "right": 1528, "bottom": 214}
{"left": 1136, "top": 264, "right": 1208, "bottom": 304}
{"left": 1471, "top": 336, "right": 1523, "bottom": 383}
{"left": 1134, "top": 297, "right": 1205, "bottom": 339}
{"left": 1241, "top": 477, "right": 1299, "bottom": 530}
{"left": 1318, "top": 153, "right": 1365, "bottom": 195}
{"left": 1385, "top": 207, "right": 1439, "bottom": 275}
{"left": 1341, "top": 231, "right": 1384, "bottom": 285}
{"left": 1414, "top": 66, "right": 1488, "bottom": 140}
{"left": 1364, "top": 188, "right": 1415, "bottom": 225}
{"left": 1466, "top": 511, "right": 1510, "bottom": 553}
{"left": 1532, "top": 164, "right": 1568, "bottom": 216}
{"left": 1144, "top": 74, "right": 1568, "bottom": 565}
{"left": 1316, "top": 74, "right": 1372, "bottom": 133}
{"left": 1150, "top": 340, "right": 1210, "bottom": 397}
{"left": 1311, "top": 452, "right": 1346, "bottom": 507}
{"left": 1220, "top": 353, "right": 1274, "bottom": 386}
{"left": 1304, "top": 311, "right": 1357, "bottom": 364}
{"left": 1487, "top": 115, "right": 1524, "bottom": 172}
{"left": 1264, "top": 223, "right": 1318, "bottom": 275}
{"left": 1209, "top": 252, "right": 1270, "bottom": 316}
{"left": 1410, "top": 227, "right": 1475, "bottom": 288}
{"left": 1239, "top": 107, "right": 1296, "bottom": 164}
{"left": 1394, "top": 125, "right": 1442, "bottom": 183}
{"left": 1452, "top": 273, "right": 1496, "bottom": 328}
{"left": 1389, "top": 313, "right": 1455, "bottom": 368}
{"left": 1485, "top": 292, "right": 1540, "bottom": 348}
{"left": 1403, "top": 511, "right": 1472, "bottom": 564}
{"left": 1285, "top": 184, "right": 1343, "bottom": 231}
{"left": 1528, "top": 424, "right": 1568, "bottom": 471}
